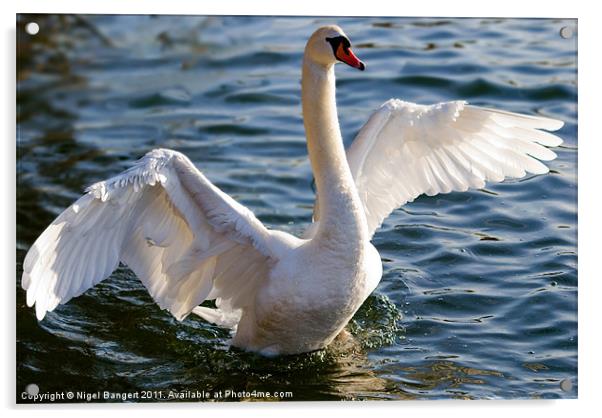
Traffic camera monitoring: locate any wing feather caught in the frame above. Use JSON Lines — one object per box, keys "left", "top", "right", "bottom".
{"left": 22, "top": 148, "right": 281, "bottom": 322}
{"left": 343, "top": 99, "right": 563, "bottom": 237}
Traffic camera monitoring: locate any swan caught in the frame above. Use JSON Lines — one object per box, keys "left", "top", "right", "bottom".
{"left": 21, "top": 25, "right": 564, "bottom": 356}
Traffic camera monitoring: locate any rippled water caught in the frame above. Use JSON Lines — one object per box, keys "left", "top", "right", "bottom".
{"left": 16, "top": 15, "right": 577, "bottom": 401}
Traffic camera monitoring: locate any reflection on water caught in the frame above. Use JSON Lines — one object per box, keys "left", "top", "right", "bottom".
{"left": 17, "top": 14, "right": 577, "bottom": 401}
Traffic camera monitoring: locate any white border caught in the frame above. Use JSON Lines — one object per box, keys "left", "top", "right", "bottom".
{"left": 3, "top": 1, "right": 598, "bottom": 418}
{"left": 13, "top": 0, "right": 579, "bottom": 17}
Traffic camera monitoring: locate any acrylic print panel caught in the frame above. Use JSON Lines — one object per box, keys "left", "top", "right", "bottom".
{"left": 16, "top": 14, "right": 577, "bottom": 402}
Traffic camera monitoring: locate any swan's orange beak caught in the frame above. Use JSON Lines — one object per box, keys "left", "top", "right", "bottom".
{"left": 336, "top": 43, "right": 365, "bottom": 71}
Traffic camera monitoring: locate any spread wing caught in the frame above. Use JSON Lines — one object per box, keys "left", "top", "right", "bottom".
{"left": 22, "top": 149, "right": 278, "bottom": 321}
{"left": 343, "top": 99, "right": 563, "bottom": 237}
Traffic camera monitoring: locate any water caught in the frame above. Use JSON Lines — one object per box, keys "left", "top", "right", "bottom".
{"left": 16, "top": 15, "right": 577, "bottom": 401}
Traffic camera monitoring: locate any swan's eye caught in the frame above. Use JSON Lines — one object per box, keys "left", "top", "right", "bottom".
{"left": 325, "top": 36, "right": 351, "bottom": 56}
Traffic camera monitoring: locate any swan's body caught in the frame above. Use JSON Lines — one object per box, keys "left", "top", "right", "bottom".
{"left": 21, "top": 26, "right": 564, "bottom": 356}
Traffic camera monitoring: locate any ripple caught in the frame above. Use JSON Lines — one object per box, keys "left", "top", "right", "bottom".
{"left": 224, "top": 92, "right": 297, "bottom": 105}
{"left": 394, "top": 75, "right": 454, "bottom": 88}
{"left": 199, "top": 123, "right": 269, "bottom": 136}
{"left": 206, "top": 51, "right": 292, "bottom": 69}
{"left": 129, "top": 88, "right": 192, "bottom": 108}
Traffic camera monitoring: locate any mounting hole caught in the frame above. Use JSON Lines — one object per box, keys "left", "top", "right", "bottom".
{"left": 559, "top": 26, "right": 574, "bottom": 39}
{"left": 25, "top": 22, "right": 39, "bottom": 36}
{"left": 560, "top": 378, "right": 573, "bottom": 392}
{"left": 25, "top": 383, "right": 40, "bottom": 396}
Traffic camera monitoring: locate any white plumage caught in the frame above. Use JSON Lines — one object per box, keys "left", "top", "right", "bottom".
{"left": 22, "top": 149, "right": 274, "bottom": 323}
{"left": 345, "top": 100, "right": 563, "bottom": 236}
{"left": 21, "top": 25, "right": 563, "bottom": 356}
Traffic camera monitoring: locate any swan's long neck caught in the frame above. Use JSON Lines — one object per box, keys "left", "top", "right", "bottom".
{"left": 302, "top": 58, "right": 367, "bottom": 244}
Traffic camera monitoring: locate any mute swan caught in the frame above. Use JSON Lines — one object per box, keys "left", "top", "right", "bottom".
{"left": 21, "top": 25, "right": 564, "bottom": 356}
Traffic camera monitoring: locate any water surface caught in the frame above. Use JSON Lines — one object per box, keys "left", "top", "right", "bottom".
{"left": 17, "top": 15, "right": 577, "bottom": 401}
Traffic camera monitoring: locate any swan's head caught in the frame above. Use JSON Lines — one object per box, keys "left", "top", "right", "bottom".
{"left": 305, "top": 25, "right": 365, "bottom": 71}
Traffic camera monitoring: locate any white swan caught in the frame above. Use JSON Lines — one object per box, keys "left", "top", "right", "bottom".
{"left": 21, "top": 25, "right": 564, "bottom": 356}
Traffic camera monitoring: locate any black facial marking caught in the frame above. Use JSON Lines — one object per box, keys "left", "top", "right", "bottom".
{"left": 325, "top": 36, "right": 351, "bottom": 59}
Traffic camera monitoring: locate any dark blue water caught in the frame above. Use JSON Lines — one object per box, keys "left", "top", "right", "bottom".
{"left": 17, "top": 15, "right": 577, "bottom": 401}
